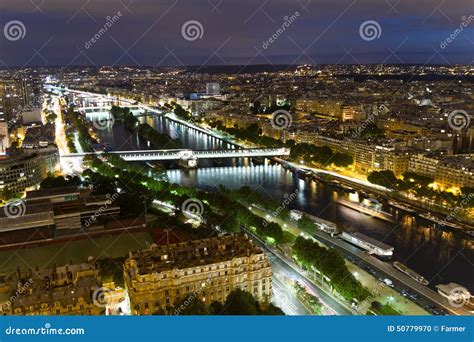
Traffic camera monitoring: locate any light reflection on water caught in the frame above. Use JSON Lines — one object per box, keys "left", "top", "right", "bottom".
{"left": 94, "top": 114, "right": 473, "bottom": 292}
{"left": 167, "top": 164, "right": 473, "bottom": 291}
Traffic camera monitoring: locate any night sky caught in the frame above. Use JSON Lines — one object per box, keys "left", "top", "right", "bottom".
{"left": 0, "top": 0, "right": 473, "bottom": 67}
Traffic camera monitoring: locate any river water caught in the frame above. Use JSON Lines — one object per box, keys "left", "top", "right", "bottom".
{"left": 94, "top": 114, "right": 474, "bottom": 292}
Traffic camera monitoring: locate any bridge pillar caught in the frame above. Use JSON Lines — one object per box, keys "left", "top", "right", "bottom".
{"left": 178, "top": 158, "right": 198, "bottom": 169}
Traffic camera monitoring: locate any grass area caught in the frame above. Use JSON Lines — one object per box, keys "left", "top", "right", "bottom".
{"left": 370, "top": 302, "right": 401, "bottom": 315}
{"left": 0, "top": 232, "right": 153, "bottom": 275}
{"left": 282, "top": 231, "right": 297, "bottom": 244}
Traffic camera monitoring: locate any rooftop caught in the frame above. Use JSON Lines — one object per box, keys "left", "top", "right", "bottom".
{"left": 126, "top": 234, "right": 265, "bottom": 274}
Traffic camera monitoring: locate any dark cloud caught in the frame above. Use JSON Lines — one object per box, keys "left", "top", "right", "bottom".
{"left": 1, "top": 0, "right": 473, "bottom": 67}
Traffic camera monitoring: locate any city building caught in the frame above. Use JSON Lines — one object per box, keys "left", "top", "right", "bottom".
{"left": 408, "top": 153, "right": 474, "bottom": 188}
{"left": 22, "top": 123, "right": 55, "bottom": 149}
{"left": 0, "top": 121, "right": 9, "bottom": 155}
{"left": 21, "top": 108, "right": 42, "bottom": 125}
{"left": 124, "top": 234, "right": 272, "bottom": 315}
{"left": 206, "top": 82, "right": 220, "bottom": 96}
{"left": 0, "top": 187, "right": 121, "bottom": 246}
{"left": 0, "top": 154, "right": 46, "bottom": 197}
{"left": 0, "top": 261, "right": 104, "bottom": 315}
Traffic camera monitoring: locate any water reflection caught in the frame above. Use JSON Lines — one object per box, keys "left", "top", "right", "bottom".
{"left": 167, "top": 165, "right": 473, "bottom": 291}
{"left": 93, "top": 111, "right": 473, "bottom": 291}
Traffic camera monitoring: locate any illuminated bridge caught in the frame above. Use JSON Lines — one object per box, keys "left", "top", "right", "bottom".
{"left": 61, "top": 148, "right": 290, "bottom": 162}
{"left": 76, "top": 105, "right": 141, "bottom": 112}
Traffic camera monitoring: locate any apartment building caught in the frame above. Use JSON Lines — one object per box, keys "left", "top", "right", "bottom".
{"left": 124, "top": 234, "right": 272, "bottom": 315}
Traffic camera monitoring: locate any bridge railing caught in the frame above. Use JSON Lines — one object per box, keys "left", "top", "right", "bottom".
{"left": 62, "top": 148, "right": 290, "bottom": 160}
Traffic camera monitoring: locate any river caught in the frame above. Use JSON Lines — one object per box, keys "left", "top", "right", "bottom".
{"left": 93, "top": 114, "right": 474, "bottom": 292}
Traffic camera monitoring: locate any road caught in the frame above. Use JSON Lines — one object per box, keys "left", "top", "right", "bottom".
{"left": 310, "top": 229, "right": 471, "bottom": 315}
{"left": 248, "top": 204, "right": 470, "bottom": 316}
{"left": 51, "top": 97, "right": 84, "bottom": 174}
{"left": 246, "top": 229, "right": 350, "bottom": 315}
{"left": 271, "top": 275, "right": 309, "bottom": 315}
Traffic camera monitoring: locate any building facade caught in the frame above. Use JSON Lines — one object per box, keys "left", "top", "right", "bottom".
{"left": 0, "top": 154, "right": 46, "bottom": 197}
{"left": 124, "top": 234, "right": 272, "bottom": 315}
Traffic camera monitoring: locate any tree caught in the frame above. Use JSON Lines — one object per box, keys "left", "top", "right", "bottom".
{"left": 332, "top": 153, "right": 353, "bottom": 167}
{"left": 298, "top": 214, "right": 315, "bottom": 233}
{"left": 1, "top": 186, "right": 16, "bottom": 201}
{"left": 367, "top": 170, "right": 398, "bottom": 189}
{"left": 260, "top": 303, "right": 285, "bottom": 315}
{"left": 46, "top": 113, "right": 57, "bottom": 123}
{"left": 40, "top": 174, "right": 81, "bottom": 189}
{"left": 359, "top": 123, "right": 385, "bottom": 139}
{"left": 221, "top": 289, "right": 259, "bottom": 315}
{"left": 402, "top": 172, "right": 433, "bottom": 188}
{"left": 172, "top": 296, "right": 209, "bottom": 315}
{"left": 292, "top": 236, "right": 369, "bottom": 301}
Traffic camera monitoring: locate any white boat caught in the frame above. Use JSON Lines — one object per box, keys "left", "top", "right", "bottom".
{"left": 340, "top": 231, "right": 394, "bottom": 258}
{"left": 393, "top": 261, "right": 428, "bottom": 286}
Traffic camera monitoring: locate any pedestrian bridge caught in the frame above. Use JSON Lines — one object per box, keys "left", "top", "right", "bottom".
{"left": 61, "top": 148, "right": 290, "bottom": 162}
